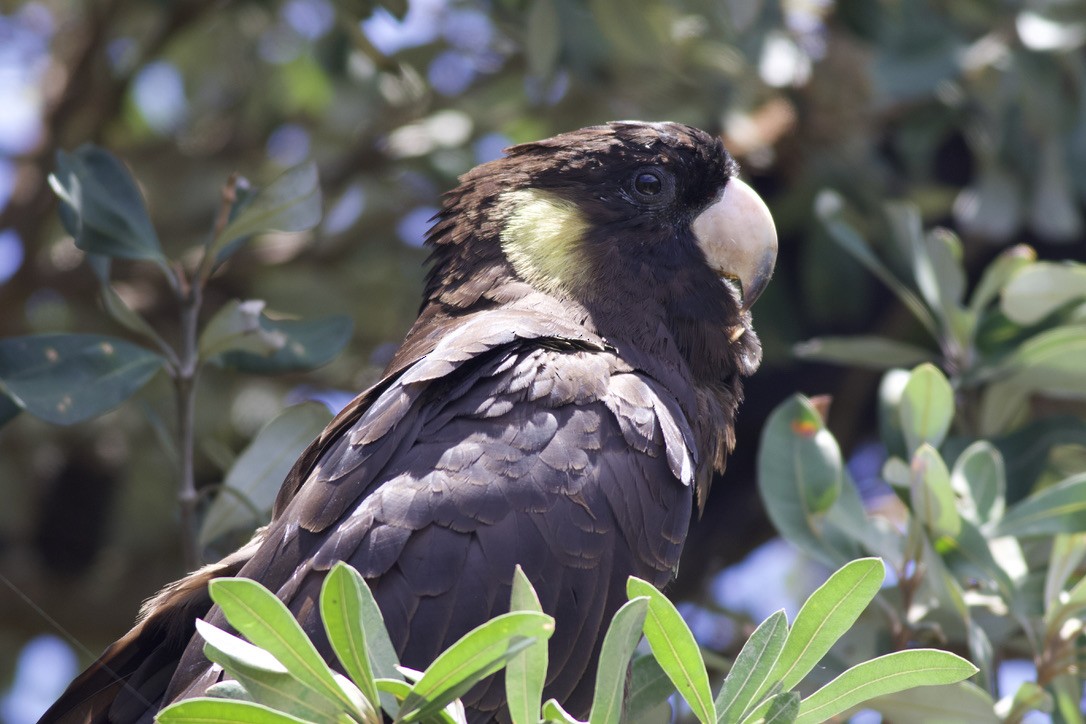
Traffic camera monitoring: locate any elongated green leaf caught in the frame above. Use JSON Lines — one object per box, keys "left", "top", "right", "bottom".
{"left": 353, "top": 567, "right": 402, "bottom": 716}
{"left": 542, "top": 698, "right": 583, "bottom": 724}
{"left": 970, "top": 244, "right": 1035, "bottom": 316}
{"left": 0, "top": 334, "right": 163, "bottom": 425}
{"left": 1050, "top": 673, "right": 1086, "bottom": 724}
{"left": 715, "top": 610, "right": 788, "bottom": 723}
{"left": 217, "top": 314, "right": 354, "bottom": 374}
{"left": 199, "top": 300, "right": 286, "bottom": 360}
{"left": 625, "top": 654, "right": 674, "bottom": 724}
{"left": 951, "top": 441, "right": 1005, "bottom": 525}
{"left": 507, "top": 566, "right": 547, "bottom": 724}
{"left": 49, "top": 146, "right": 165, "bottom": 263}
{"left": 795, "top": 650, "right": 977, "bottom": 724}
{"left": 899, "top": 363, "right": 953, "bottom": 453}
{"left": 815, "top": 191, "right": 938, "bottom": 336}
{"left": 321, "top": 563, "right": 382, "bottom": 713}
{"left": 196, "top": 619, "right": 350, "bottom": 720}
{"left": 909, "top": 444, "right": 960, "bottom": 540}
{"left": 208, "top": 578, "right": 364, "bottom": 718}
{"left": 762, "top": 691, "right": 799, "bottom": 724}
{"left": 998, "top": 325, "right": 1086, "bottom": 398}
{"left": 1044, "top": 533, "right": 1086, "bottom": 611}
{"left": 858, "top": 681, "right": 998, "bottom": 723}
{"left": 996, "top": 472, "right": 1086, "bottom": 537}
{"left": 626, "top": 577, "right": 714, "bottom": 724}
{"left": 1000, "top": 261, "right": 1086, "bottom": 325}
{"left": 212, "top": 162, "right": 322, "bottom": 258}
{"left": 794, "top": 336, "right": 934, "bottom": 370}
{"left": 199, "top": 402, "right": 331, "bottom": 545}
{"left": 398, "top": 611, "right": 554, "bottom": 723}
{"left": 157, "top": 698, "right": 313, "bottom": 724}
{"left": 757, "top": 395, "right": 854, "bottom": 567}
{"left": 770, "top": 559, "right": 884, "bottom": 692}
{"left": 588, "top": 597, "right": 648, "bottom": 724}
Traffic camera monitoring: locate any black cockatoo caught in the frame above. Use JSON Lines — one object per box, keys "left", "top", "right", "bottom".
{"left": 42, "top": 121, "right": 776, "bottom": 723}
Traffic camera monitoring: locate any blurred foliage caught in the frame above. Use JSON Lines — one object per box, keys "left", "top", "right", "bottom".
{"left": 2, "top": 0, "right": 1086, "bottom": 717}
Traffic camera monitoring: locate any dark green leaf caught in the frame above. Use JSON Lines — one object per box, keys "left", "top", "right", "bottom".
{"left": 626, "top": 577, "right": 714, "bottom": 724}
{"left": 588, "top": 597, "right": 648, "bottom": 724}
{"left": 321, "top": 563, "right": 382, "bottom": 713}
{"left": 199, "top": 300, "right": 287, "bottom": 360}
{"left": 208, "top": 578, "right": 366, "bottom": 719}
{"left": 0, "top": 334, "right": 163, "bottom": 425}
{"left": 0, "top": 391, "right": 21, "bottom": 429}
{"left": 715, "top": 610, "right": 788, "bottom": 723}
{"left": 762, "top": 691, "right": 799, "bottom": 724}
{"left": 507, "top": 566, "right": 548, "bottom": 724}
{"left": 48, "top": 146, "right": 164, "bottom": 262}
{"left": 211, "top": 162, "right": 322, "bottom": 260}
{"left": 794, "top": 336, "right": 935, "bottom": 370}
{"left": 770, "top": 558, "right": 884, "bottom": 692}
{"left": 899, "top": 363, "right": 953, "bottom": 453}
{"left": 157, "top": 698, "right": 312, "bottom": 724}
{"left": 398, "top": 611, "right": 554, "bottom": 723}
{"left": 199, "top": 402, "right": 331, "bottom": 545}
{"left": 625, "top": 654, "right": 674, "bottom": 724}
{"left": 996, "top": 472, "right": 1086, "bottom": 537}
{"left": 795, "top": 650, "right": 977, "bottom": 724}
{"left": 216, "top": 314, "right": 354, "bottom": 374}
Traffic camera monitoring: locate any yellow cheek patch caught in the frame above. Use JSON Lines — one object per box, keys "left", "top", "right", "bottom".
{"left": 499, "top": 189, "right": 591, "bottom": 294}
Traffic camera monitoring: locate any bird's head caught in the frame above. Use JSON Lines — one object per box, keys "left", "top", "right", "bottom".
{"left": 423, "top": 121, "right": 777, "bottom": 386}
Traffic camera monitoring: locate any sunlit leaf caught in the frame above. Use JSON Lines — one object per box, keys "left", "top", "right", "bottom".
{"left": 795, "top": 650, "right": 978, "bottom": 724}
{"left": 542, "top": 698, "right": 583, "bottom": 724}
{"left": 909, "top": 444, "right": 960, "bottom": 540}
{"left": 398, "top": 612, "right": 554, "bottom": 723}
{"left": 996, "top": 472, "right": 1086, "bottom": 538}
{"left": 157, "top": 698, "right": 313, "bottom": 724}
{"left": 48, "top": 145, "right": 164, "bottom": 262}
{"left": 1044, "top": 533, "right": 1086, "bottom": 611}
{"left": 898, "top": 363, "right": 953, "bottom": 453}
{"left": 761, "top": 691, "right": 799, "bottom": 724}
{"left": 969, "top": 244, "right": 1035, "bottom": 316}
{"left": 997, "top": 325, "right": 1086, "bottom": 399}
{"left": 320, "top": 563, "right": 382, "bottom": 713}
{"left": 770, "top": 558, "right": 884, "bottom": 692}
{"left": 0, "top": 334, "right": 163, "bottom": 425}
{"left": 588, "top": 597, "right": 648, "bottom": 724}
{"left": 627, "top": 577, "right": 714, "bottom": 724}
{"left": 1000, "top": 261, "right": 1086, "bottom": 325}
{"left": 216, "top": 314, "right": 354, "bottom": 374}
{"left": 199, "top": 402, "right": 331, "bottom": 545}
{"left": 950, "top": 441, "right": 1005, "bottom": 526}
{"left": 507, "top": 566, "right": 547, "bottom": 724}
{"left": 858, "top": 681, "right": 998, "bottom": 723}
{"left": 715, "top": 609, "right": 788, "bottom": 724}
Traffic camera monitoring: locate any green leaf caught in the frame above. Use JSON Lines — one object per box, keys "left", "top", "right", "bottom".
{"left": 199, "top": 402, "right": 332, "bottom": 545}
{"left": 208, "top": 578, "right": 366, "bottom": 719}
{"left": 950, "top": 441, "right": 1005, "bottom": 526}
{"left": 769, "top": 558, "right": 884, "bottom": 692}
{"left": 815, "top": 191, "right": 938, "bottom": 336}
{"left": 1004, "top": 261, "right": 1086, "bottom": 332}
{"left": 212, "top": 162, "right": 322, "bottom": 259}
{"left": 507, "top": 566, "right": 548, "bottom": 724}
{"left": 626, "top": 577, "right": 714, "bottom": 724}
{"left": 525, "top": 0, "right": 561, "bottom": 78}
{"left": 899, "top": 363, "right": 954, "bottom": 453}
{"left": 715, "top": 610, "right": 788, "bottom": 724}
{"left": 199, "top": 300, "right": 287, "bottom": 360}
{"left": 542, "top": 698, "right": 583, "bottom": 724}
{"left": 793, "top": 336, "right": 934, "bottom": 370}
{"left": 795, "top": 650, "right": 978, "bottom": 724}
{"left": 216, "top": 314, "right": 354, "bottom": 374}
{"left": 761, "top": 691, "right": 799, "bottom": 724}
{"left": 1044, "top": 533, "right": 1086, "bottom": 611}
{"left": 996, "top": 472, "right": 1086, "bottom": 537}
{"left": 0, "top": 391, "right": 21, "bottom": 429}
{"left": 86, "top": 255, "right": 167, "bottom": 347}
{"left": 48, "top": 145, "right": 165, "bottom": 263}
{"left": 0, "top": 334, "right": 163, "bottom": 425}
{"left": 970, "top": 245, "right": 1035, "bottom": 316}
{"left": 858, "top": 681, "right": 998, "bottom": 723}
{"left": 195, "top": 619, "right": 350, "bottom": 721}
{"left": 625, "top": 655, "right": 674, "bottom": 724}
{"left": 354, "top": 567, "right": 402, "bottom": 716}
{"left": 757, "top": 396, "right": 853, "bottom": 566}
{"left": 909, "top": 444, "right": 960, "bottom": 540}
{"left": 321, "top": 563, "right": 382, "bottom": 713}
{"left": 588, "top": 597, "right": 648, "bottom": 724}
{"left": 996, "top": 325, "right": 1086, "bottom": 399}
{"left": 397, "top": 611, "right": 554, "bottom": 723}
{"left": 157, "top": 698, "right": 313, "bottom": 724}
{"left": 205, "top": 680, "right": 252, "bottom": 701}
{"left": 877, "top": 368, "right": 911, "bottom": 459}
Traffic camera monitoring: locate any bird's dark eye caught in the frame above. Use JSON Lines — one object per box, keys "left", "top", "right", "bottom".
{"left": 634, "top": 172, "right": 662, "bottom": 196}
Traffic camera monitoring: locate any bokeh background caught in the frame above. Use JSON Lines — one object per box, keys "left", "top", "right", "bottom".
{"left": 2, "top": 0, "right": 1086, "bottom": 720}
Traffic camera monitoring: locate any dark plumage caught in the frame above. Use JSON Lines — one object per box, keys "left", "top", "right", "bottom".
{"left": 41, "top": 121, "right": 776, "bottom": 723}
